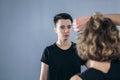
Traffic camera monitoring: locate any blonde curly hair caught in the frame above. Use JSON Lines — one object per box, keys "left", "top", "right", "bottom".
{"left": 77, "top": 12, "right": 120, "bottom": 61}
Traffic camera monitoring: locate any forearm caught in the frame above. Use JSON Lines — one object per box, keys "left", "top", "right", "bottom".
{"left": 73, "top": 13, "right": 120, "bottom": 32}
{"left": 104, "top": 14, "right": 120, "bottom": 26}
{"left": 40, "top": 62, "right": 48, "bottom": 80}
{"left": 40, "top": 75, "right": 47, "bottom": 80}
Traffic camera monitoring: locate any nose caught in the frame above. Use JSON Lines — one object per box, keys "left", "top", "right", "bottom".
{"left": 64, "top": 28, "right": 69, "bottom": 33}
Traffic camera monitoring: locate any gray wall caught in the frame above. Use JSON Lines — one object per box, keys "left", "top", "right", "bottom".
{"left": 0, "top": 0, "right": 120, "bottom": 80}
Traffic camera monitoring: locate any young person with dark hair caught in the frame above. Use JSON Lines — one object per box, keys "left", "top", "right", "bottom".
{"left": 40, "top": 13, "right": 85, "bottom": 80}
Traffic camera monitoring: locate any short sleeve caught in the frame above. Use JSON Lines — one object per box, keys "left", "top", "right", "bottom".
{"left": 41, "top": 47, "right": 49, "bottom": 65}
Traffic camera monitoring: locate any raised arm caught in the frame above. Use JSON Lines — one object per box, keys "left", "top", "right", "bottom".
{"left": 73, "top": 14, "right": 120, "bottom": 32}
{"left": 104, "top": 14, "right": 120, "bottom": 26}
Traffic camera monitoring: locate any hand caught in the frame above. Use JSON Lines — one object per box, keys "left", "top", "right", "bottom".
{"left": 73, "top": 16, "right": 90, "bottom": 32}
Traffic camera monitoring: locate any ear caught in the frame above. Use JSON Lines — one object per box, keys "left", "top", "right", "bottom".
{"left": 54, "top": 27, "right": 57, "bottom": 33}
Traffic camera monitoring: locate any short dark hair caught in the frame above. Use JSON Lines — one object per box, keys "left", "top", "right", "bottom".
{"left": 54, "top": 13, "right": 73, "bottom": 25}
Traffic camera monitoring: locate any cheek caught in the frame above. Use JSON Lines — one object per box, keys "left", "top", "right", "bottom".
{"left": 57, "top": 29, "right": 63, "bottom": 33}
{"left": 69, "top": 29, "right": 72, "bottom": 33}
{"left": 56, "top": 30, "right": 63, "bottom": 35}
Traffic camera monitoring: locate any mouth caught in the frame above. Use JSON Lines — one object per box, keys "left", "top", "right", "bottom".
{"left": 64, "top": 35, "right": 69, "bottom": 37}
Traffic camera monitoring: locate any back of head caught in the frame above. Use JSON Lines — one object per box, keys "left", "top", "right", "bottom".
{"left": 54, "top": 13, "right": 73, "bottom": 25}
{"left": 77, "top": 12, "right": 120, "bottom": 61}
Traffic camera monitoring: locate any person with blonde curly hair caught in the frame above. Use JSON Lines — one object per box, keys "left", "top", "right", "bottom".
{"left": 70, "top": 12, "right": 120, "bottom": 80}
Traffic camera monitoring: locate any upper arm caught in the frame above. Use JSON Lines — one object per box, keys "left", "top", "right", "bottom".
{"left": 41, "top": 47, "right": 49, "bottom": 64}
{"left": 40, "top": 62, "right": 49, "bottom": 80}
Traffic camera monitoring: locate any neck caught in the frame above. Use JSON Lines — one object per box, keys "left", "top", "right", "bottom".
{"left": 57, "top": 39, "right": 70, "bottom": 45}
{"left": 88, "top": 60, "right": 111, "bottom": 73}
{"left": 56, "top": 39, "right": 71, "bottom": 50}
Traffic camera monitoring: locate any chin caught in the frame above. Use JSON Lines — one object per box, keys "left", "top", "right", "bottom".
{"left": 63, "top": 38, "right": 68, "bottom": 41}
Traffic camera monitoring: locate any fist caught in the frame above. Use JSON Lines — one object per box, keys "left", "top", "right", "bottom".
{"left": 73, "top": 16, "right": 90, "bottom": 32}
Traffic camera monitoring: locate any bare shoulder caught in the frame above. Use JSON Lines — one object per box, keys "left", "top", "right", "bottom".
{"left": 70, "top": 75, "right": 82, "bottom": 80}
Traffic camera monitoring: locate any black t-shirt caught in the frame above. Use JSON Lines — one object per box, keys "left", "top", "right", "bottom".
{"left": 78, "top": 61, "right": 120, "bottom": 80}
{"left": 41, "top": 42, "right": 85, "bottom": 80}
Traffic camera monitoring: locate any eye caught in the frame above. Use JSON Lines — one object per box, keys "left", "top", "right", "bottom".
{"left": 67, "top": 25, "right": 72, "bottom": 29}
{"left": 60, "top": 26, "right": 65, "bottom": 29}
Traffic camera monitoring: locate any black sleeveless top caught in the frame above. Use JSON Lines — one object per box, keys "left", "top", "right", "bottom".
{"left": 78, "top": 61, "right": 120, "bottom": 80}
